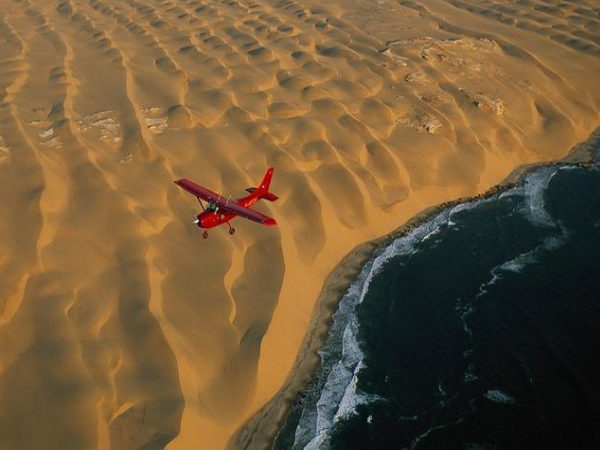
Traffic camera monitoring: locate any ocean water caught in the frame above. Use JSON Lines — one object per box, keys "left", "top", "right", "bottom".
{"left": 274, "top": 149, "right": 600, "bottom": 450}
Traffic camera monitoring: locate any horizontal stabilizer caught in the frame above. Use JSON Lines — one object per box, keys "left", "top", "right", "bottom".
{"left": 262, "top": 192, "right": 278, "bottom": 201}
{"left": 246, "top": 186, "right": 277, "bottom": 201}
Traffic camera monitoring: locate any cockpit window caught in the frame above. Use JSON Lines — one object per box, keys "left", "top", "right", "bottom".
{"left": 207, "top": 202, "right": 218, "bottom": 213}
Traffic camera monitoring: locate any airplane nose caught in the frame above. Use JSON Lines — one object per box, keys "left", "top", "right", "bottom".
{"left": 193, "top": 217, "right": 200, "bottom": 225}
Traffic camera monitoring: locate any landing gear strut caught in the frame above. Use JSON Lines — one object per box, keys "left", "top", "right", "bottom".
{"left": 227, "top": 222, "right": 236, "bottom": 236}
{"left": 202, "top": 230, "right": 208, "bottom": 239}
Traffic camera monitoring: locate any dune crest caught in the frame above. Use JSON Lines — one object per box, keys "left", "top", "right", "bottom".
{"left": 0, "top": 0, "right": 598, "bottom": 449}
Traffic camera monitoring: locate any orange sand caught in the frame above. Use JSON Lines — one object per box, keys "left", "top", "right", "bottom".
{"left": 0, "top": 0, "right": 598, "bottom": 449}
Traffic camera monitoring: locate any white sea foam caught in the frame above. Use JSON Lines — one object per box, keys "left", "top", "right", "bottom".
{"left": 464, "top": 372, "right": 479, "bottom": 383}
{"left": 520, "top": 167, "right": 559, "bottom": 228}
{"left": 465, "top": 443, "right": 497, "bottom": 450}
{"left": 409, "top": 416, "right": 466, "bottom": 449}
{"left": 293, "top": 261, "right": 373, "bottom": 449}
{"left": 475, "top": 274, "right": 501, "bottom": 299}
{"left": 558, "top": 165, "right": 578, "bottom": 172}
{"left": 479, "top": 232, "right": 567, "bottom": 281}
{"left": 295, "top": 209, "right": 463, "bottom": 449}
{"left": 448, "top": 200, "right": 480, "bottom": 218}
{"left": 484, "top": 389, "right": 517, "bottom": 405}
{"left": 476, "top": 168, "right": 568, "bottom": 281}
{"left": 422, "top": 226, "right": 442, "bottom": 241}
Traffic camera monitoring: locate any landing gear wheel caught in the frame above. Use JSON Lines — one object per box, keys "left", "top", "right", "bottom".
{"left": 228, "top": 227, "right": 236, "bottom": 235}
{"left": 202, "top": 230, "right": 208, "bottom": 239}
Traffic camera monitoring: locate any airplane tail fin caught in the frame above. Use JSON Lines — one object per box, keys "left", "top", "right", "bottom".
{"left": 245, "top": 167, "right": 278, "bottom": 201}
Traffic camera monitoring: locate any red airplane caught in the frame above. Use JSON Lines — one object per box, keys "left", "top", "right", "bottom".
{"left": 174, "top": 168, "right": 278, "bottom": 238}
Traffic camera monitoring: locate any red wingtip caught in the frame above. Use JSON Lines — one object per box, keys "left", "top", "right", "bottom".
{"left": 265, "top": 218, "right": 277, "bottom": 226}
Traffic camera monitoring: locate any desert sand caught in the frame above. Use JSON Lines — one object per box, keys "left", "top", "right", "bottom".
{"left": 0, "top": 0, "right": 598, "bottom": 449}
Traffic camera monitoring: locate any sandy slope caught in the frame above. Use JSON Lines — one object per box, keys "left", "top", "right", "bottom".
{"left": 0, "top": 0, "right": 598, "bottom": 449}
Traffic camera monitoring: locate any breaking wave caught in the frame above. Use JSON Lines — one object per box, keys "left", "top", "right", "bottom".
{"left": 289, "top": 207, "right": 467, "bottom": 449}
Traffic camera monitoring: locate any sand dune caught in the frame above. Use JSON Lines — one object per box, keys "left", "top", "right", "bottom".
{"left": 0, "top": 0, "right": 598, "bottom": 449}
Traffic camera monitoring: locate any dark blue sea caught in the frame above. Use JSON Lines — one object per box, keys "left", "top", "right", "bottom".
{"left": 274, "top": 147, "right": 600, "bottom": 450}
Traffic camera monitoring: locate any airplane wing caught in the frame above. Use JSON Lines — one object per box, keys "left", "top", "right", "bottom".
{"left": 174, "top": 178, "right": 223, "bottom": 203}
{"left": 219, "top": 201, "right": 277, "bottom": 226}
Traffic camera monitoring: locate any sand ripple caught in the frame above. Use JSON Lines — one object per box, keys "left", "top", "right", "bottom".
{"left": 0, "top": 0, "right": 598, "bottom": 449}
